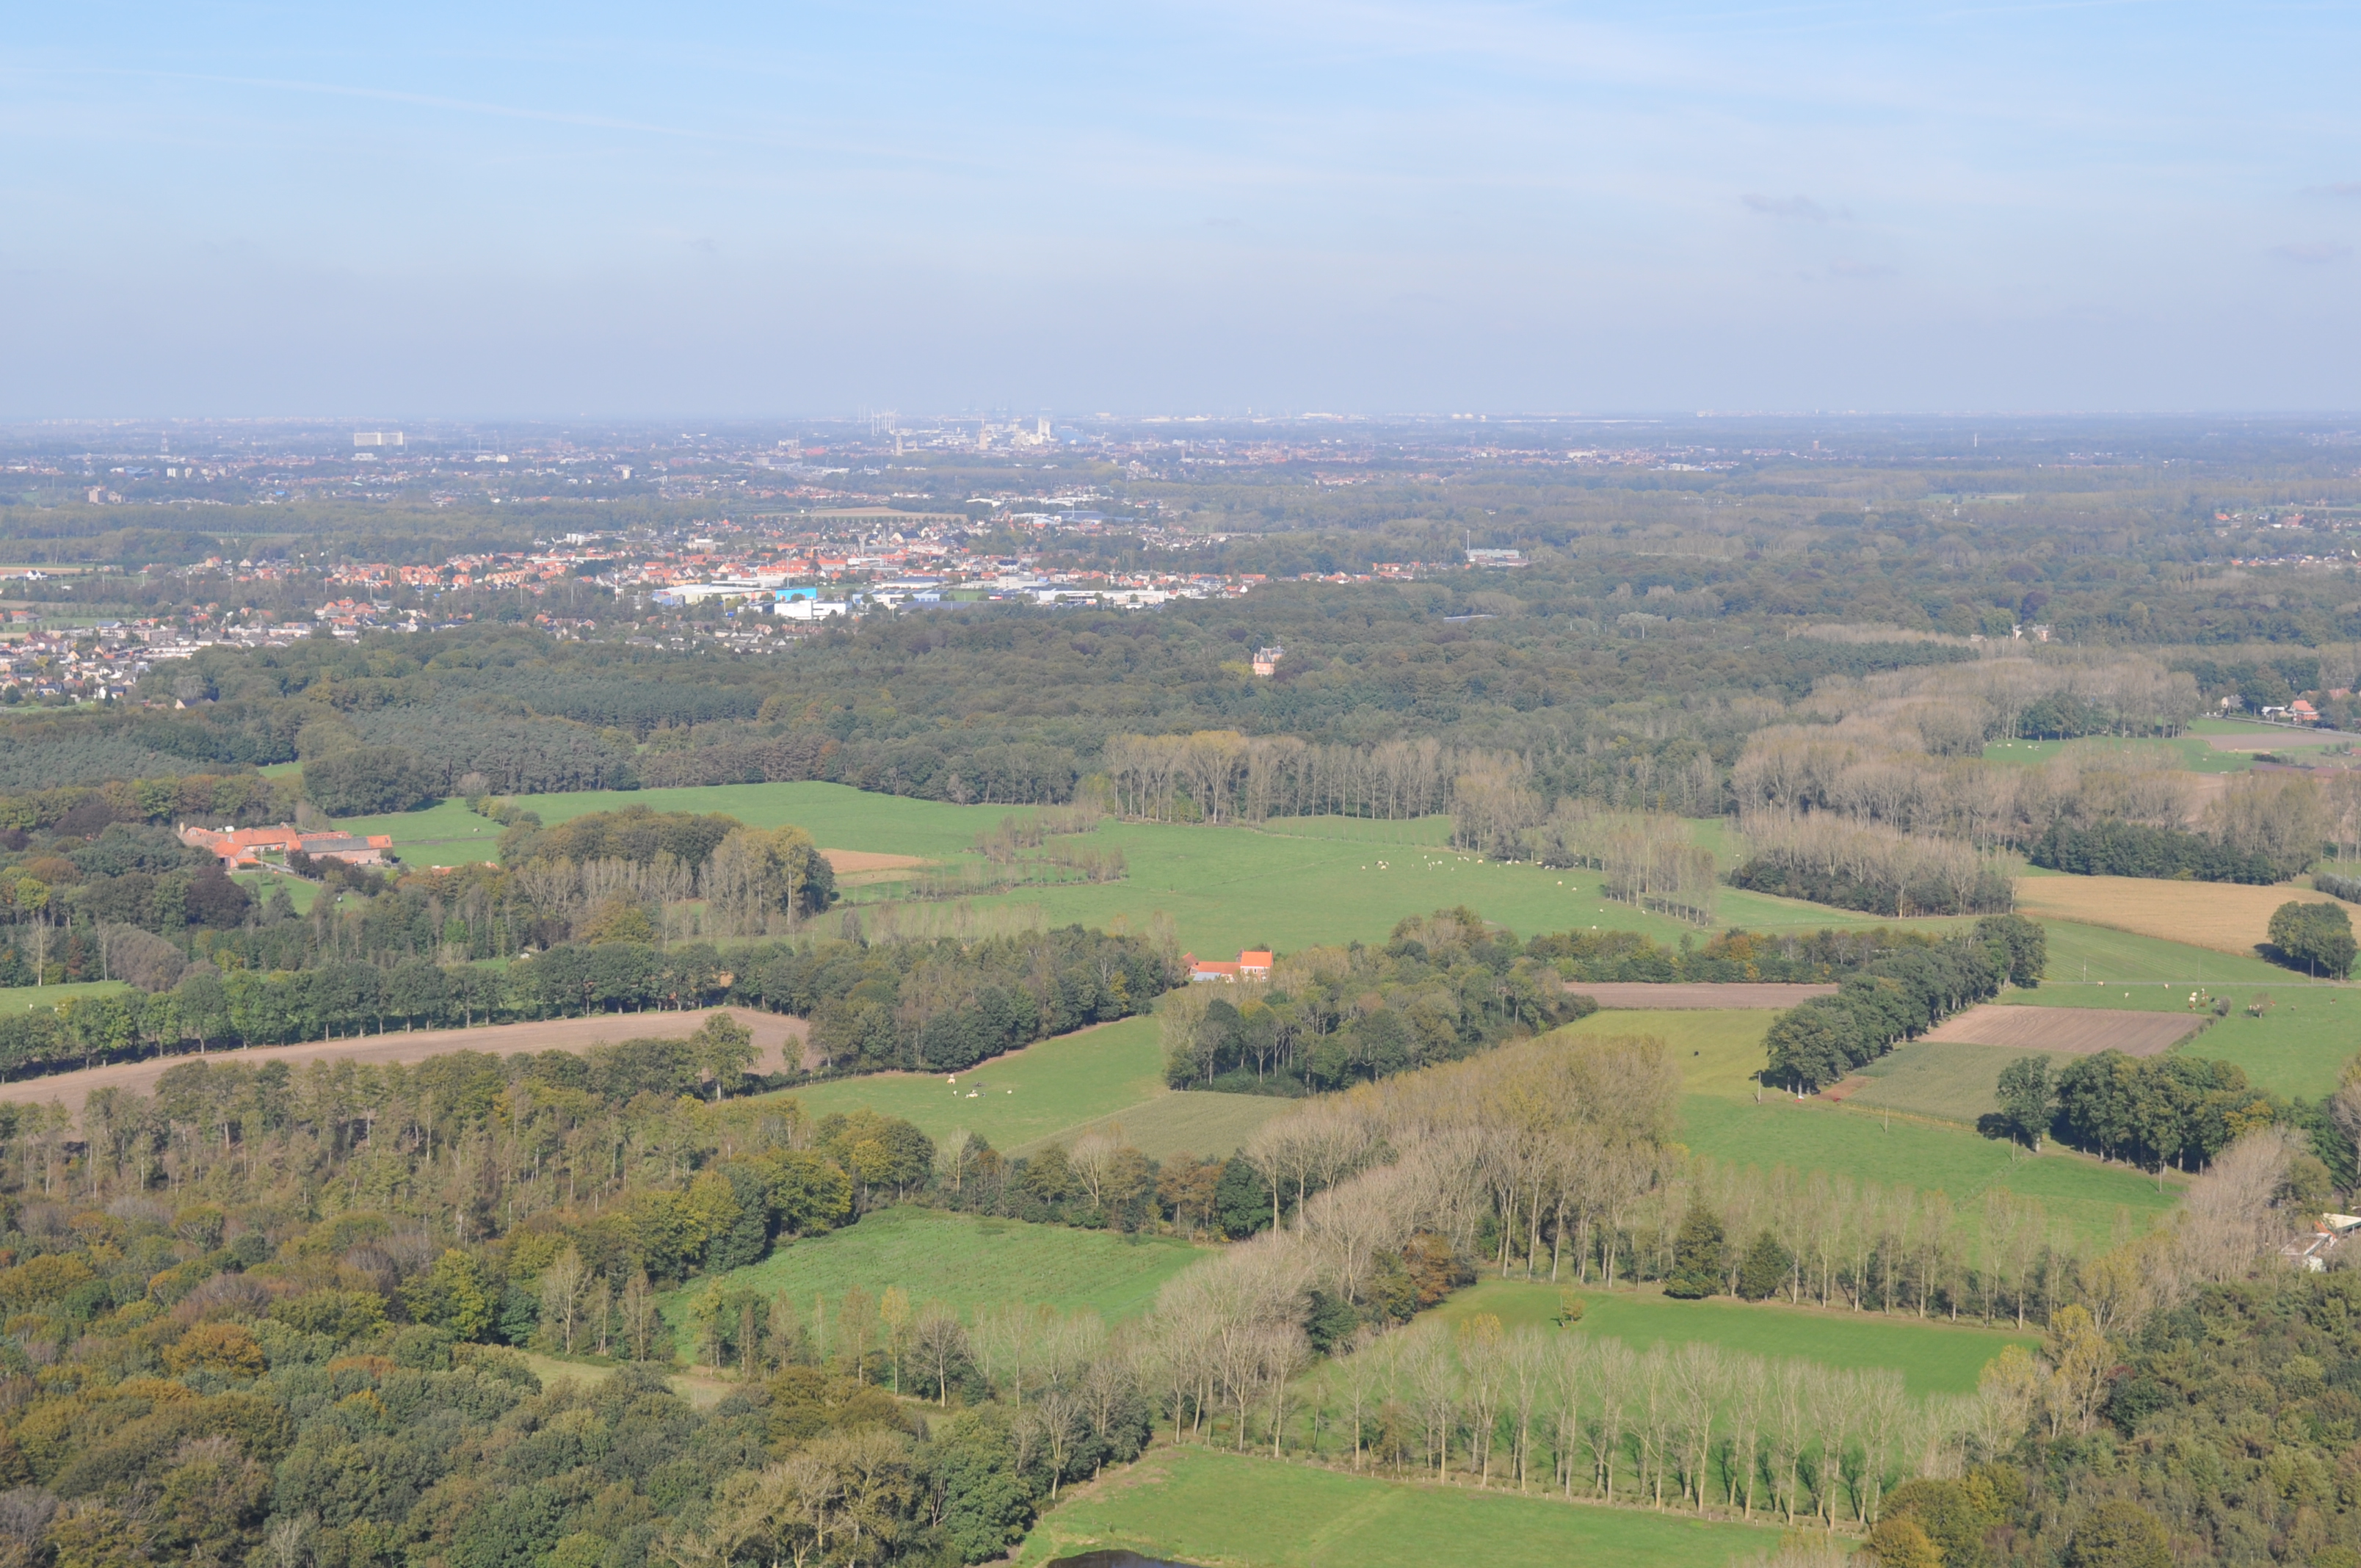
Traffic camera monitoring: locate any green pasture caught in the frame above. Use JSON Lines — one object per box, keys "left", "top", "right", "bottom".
{"left": 960, "top": 816, "right": 1890, "bottom": 959}
{"left": 770, "top": 1015, "right": 1284, "bottom": 1160}
{"left": 1678, "top": 1096, "right": 2180, "bottom": 1247}
{"left": 2172, "top": 993, "right": 2361, "bottom": 1100}
{"left": 775, "top": 1017, "right": 1167, "bottom": 1152}
{"left": 659, "top": 1207, "right": 1205, "bottom": 1357}
{"left": 1550, "top": 1009, "right": 1782, "bottom": 1098}
{"left": 1981, "top": 735, "right": 2251, "bottom": 773}
{"left": 232, "top": 871, "right": 319, "bottom": 913}
{"left": 1016, "top": 1444, "right": 1777, "bottom": 1568}
{"left": 2036, "top": 921, "right": 2286, "bottom": 990}
{"left": 518, "top": 780, "right": 1012, "bottom": 860}
{"left": 460, "top": 782, "right": 1895, "bottom": 954}
{"left": 1844, "top": 1042, "right": 2080, "bottom": 1126}
{"left": 1430, "top": 1279, "right": 2036, "bottom": 1397}
{"left": 2188, "top": 717, "right": 2351, "bottom": 749}
{"left": 2011, "top": 922, "right": 2356, "bottom": 1097}
{"left": 1034, "top": 1090, "right": 1288, "bottom": 1161}
{"left": 0, "top": 980, "right": 126, "bottom": 1020}
{"left": 333, "top": 796, "right": 506, "bottom": 863}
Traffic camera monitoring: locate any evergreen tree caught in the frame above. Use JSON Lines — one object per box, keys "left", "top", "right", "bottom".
{"left": 1663, "top": 1202, "right": 1726, "bottom": 1299}
{"left": 1736, "top": 1229, "right": 1791, "bottom": 1301}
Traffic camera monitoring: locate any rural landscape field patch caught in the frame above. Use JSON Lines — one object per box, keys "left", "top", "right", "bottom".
{"left": 1841, "top": 1041, "right": 2081, "bottom": 1124}
{"left": 1570, "top": 981, "right": 1837, "bottom": 1008}
{"left": 775, "top": 1015, "right": 1169, "bottom": 1152}
{"left": 1551, "top": 1009, "right": 1783, "bottom": 1097}
{"left": 661, "top": 1206, "right": 1206, "bottom": 1356}
{"left": 1430, "top": 1279, "right": 2037, "bottom": 1395}
{"left": 1922, "top": 1003, "right": 2203, "bottom": 1056}
{"left": 1679, "top": 1095, "right": 2181, "bottom": 1246}
{"left": 2016, "top": 874, "right": 2359, "bottom": 959}
{"left": 1016, "top": 1445, "right": 1778, "bottom": 1568}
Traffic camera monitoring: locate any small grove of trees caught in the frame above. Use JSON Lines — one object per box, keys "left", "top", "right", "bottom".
{"left": 1160, "top": 909, "right": 1949, "bottom": 1096}
{"left": 2028, "top": 819, "right": 2291, "bottom": 883}
{"left": 1526, "top": 802, "right": 1718, "bottom": 924}
{"left": 1763, "top": 916, "right": 2045, "bottom": 1091}
{"left": 500, "top": 805, "right": 838, "bottom": 937}
{"left": 2045, "top": 1052, "right": 2284, "bottom": 1172}
{"left": 301, "top": 744, "right": 442, "bottom": 815}
{"left": 2268, "top": 899, "right": 2357, "bottom": 980}
{"left": 1158, "top": 909, "right": 1598, "bottom": 1093}
{"left": 1730, "top": 811, "right": 2017, "bottom": 918}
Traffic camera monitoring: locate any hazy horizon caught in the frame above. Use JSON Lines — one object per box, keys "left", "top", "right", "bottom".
{"left": 7, "top": 2, "right": 2358, "bottom": 418}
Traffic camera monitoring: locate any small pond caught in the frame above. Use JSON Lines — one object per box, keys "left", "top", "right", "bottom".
{"left": 1045, "top": 1553, "right": 1205, "bottom": 1568}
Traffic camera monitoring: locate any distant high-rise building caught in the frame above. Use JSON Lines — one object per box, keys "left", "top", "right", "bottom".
{"left": 353, "top": 431, "right": 405, "bottom": 448}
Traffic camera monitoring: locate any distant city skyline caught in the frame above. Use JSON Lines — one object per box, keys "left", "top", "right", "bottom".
{"left": 5, "top": 2, "right": 2357, "bottom": 416}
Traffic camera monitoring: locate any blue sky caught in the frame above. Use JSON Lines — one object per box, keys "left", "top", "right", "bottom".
{"left": 4, "top": 2, "right": 2357, "bottom": 415}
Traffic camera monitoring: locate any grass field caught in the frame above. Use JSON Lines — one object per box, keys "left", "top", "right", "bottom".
{"left": 2010, "top": 923, "right": 2357, "bottom": 1097}
{"left": 332, "top": 796, "right": 507, "bottom": 863}
{"left": 232, "top": 871, "right": 319, "bottom": 912}
{"left": 520, "top": 781, "right": 1014, "bottom": 860}
{"left": 2018, "top": 875, "right": 2358, "bottom": 959}
{"left": 2034, "top": 920, "right": 2289, "bottom": 990}
{"left": 1015, "top": 1444, "right": 1777, "bottom": 1568}
{"left": 770, "top": 1015, "right": 1283, "bottom": 1160}
{"left": 1981, "top": 735, "right": 2252, "bottom": 773}
{"left": 2188, "top": 717, "right": 2357, "bottom": 750}
{"left": 1679, "top": 1095, "right": 2180, "bottom": 1246}
{"left": 659, "top": 1207, "right": 1205, "bottom": 1357}
{"left": 1843, "top": 1042, "right": 2082, "bottom": 1125}
{"left": 775, "top": 1017, "right": 1168, "bottom": 1152}
{"left": 1548, "top": 1010, "right": 1782, "bottom": 1098}
{"left": 1429, "top": 1278, "right": 2036, "bottom": 1396}
{"left": 1030, "top": 1091, "right": 1288, "bottom": 1161}
{"left": 2175, "top": 993, "right": 2361, "bottom": 1098}
{"left": 465, "top": 783, "right": 1898, "bottom": 956}
{"left": 0, "top": 980, "right": 125, "bottom": 1020}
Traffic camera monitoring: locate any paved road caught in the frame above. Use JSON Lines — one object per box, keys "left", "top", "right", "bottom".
{"left": 0, "top": 1006, "right": 808, "bottom": 1114}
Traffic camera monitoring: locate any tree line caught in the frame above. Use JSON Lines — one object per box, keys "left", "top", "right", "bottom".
{"left": 1762, "top": 916, "right": 2045, "bottom": 1091}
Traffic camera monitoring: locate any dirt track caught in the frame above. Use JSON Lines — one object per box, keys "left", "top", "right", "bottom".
{"left": 1570, "top": 983, "right": 1837, "bottom": 1009}
{"left": 0, "top": 1007, "right": 809, "bottom": 1115}
{"left": 1920, "top": 1003, "right": 2199, "bottom": 1057}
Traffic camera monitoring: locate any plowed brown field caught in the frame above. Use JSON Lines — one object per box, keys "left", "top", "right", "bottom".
{"left": 1920, "top": 1003, "right": 2200, "bottom": 1057}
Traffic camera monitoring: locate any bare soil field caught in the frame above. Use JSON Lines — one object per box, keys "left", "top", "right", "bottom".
{"left": 1570, "top": 982, "right": 1838, "bottom": 1008}
{"left": 1921, "top": 1003, "right": 2201, "bottom": 1057}
{"left": 0, "top": 1006, "right": 808, "bottom": 1114}
{"left": 2014, "top": 874, "right": 2360, "bottom": 957}
{"left": 820, "top": 848, "right": 929, "bottom": 888}
{"left": 819, "top": 849, "right": 926, "bottom": 873}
